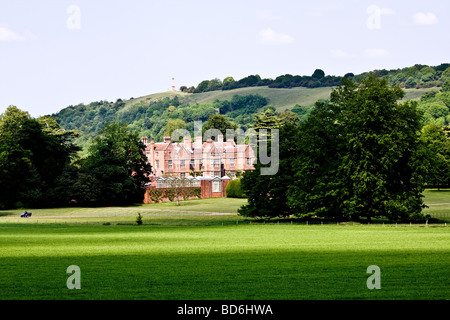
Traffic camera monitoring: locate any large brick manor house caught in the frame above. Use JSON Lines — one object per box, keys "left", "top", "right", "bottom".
{"left": 141, "top": 134, "right": 255, "bottom": 179}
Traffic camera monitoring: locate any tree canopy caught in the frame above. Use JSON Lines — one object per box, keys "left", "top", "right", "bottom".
{"left": 0, "top": 106, "right": 80, "bottom": 208}
{"left": 240, "top": 75, "right": 430, "bottom": 222}
{"left": 82, "top": 122, "right": 152, "bottom": 206}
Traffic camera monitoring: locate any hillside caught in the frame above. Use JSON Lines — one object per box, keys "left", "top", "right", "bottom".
{"left": 130, "top": 86, "right": 436, "bottom": 112}
{"left": 51, "top": 63, "right": 450, "bottom": 154}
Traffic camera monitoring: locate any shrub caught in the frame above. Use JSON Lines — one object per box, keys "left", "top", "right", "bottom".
{"left": 136, "top": 213, "right": 143, "bottom": 225}
{"left": 226, "top": 179, "right": 246, "bottom": 198}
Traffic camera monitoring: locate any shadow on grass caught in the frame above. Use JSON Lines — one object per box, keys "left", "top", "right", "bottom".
{"left": 0, "top": 211, "right": 18, "bottom": 217}
{"left": 0, "top": 250, "right": 448, "bottom": 300}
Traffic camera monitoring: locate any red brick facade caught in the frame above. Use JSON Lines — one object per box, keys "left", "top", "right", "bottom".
{"left": 141, "top": 135, "right": 253, "bottom": 202}
{"left": 199, "top": 177, "right": 230, "bottom": 198}
{"left": 143, "top": 177, "right": 231, "bottom": 204}
{"left": 141, "top": 135, "right": 255, "bottom": 179}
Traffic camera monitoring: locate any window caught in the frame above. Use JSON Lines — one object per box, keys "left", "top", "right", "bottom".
{"left": 214, "top": 171, "right": 221, "bottom": 177}
{"left": 212, "top": 180, "right": 221, "bottom": 193}
{"left": 157, "top": 179, "right": 165, "bottom": 189}
{"left": 155, "top": 160, "right": 159, "bottom": 169}
{"left": 213, "top": 159, "right": 221, "bottom": 168}
{"left": 247, "top": 158, "right": 252, "bottom": 166}
{"left": 180, "top": 173, "right": 185, "bottom": 178}
{"left": 190, "top": 159, "right": 195, "bottom": 166}
{"left": 180, "top": 160, "right": 185, "bottom": 168}
{"left": 168, "top": 160, "right": 173, "bottom": 169}
{"left": 229, "top": 158, "right": 235, "bottom": 167}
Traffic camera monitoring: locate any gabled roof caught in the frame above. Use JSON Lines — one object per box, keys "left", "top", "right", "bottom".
{"left": 153, "top": 142, "right": 170, "bottom": 151}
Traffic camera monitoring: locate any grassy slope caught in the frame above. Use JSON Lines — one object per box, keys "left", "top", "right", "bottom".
{"left": 118, "top": 91, "right": 190, "bottom": 114}
{"left": 182, "top": 86, "right": 333, "bottom": 112}
{"left": 114, "top": 86, "right": 437, "bottom": 115}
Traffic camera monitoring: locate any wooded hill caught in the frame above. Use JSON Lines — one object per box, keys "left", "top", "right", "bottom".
{"left": 52, "top": 63, "right": 450, "bottom": 153}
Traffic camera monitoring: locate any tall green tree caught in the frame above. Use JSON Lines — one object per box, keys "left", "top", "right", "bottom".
{"left": 82, "top": 122, "right": 151, "bottom": 206}
{"left": 286, "top": 100, "right": 347, "bottom": 220}
{"left": 164, "top": 118, "right": 186, "bottom": 137}
{"left": 203, "top": 114, "right": 238, "bottom": 140}
{"left": 239, "top": 123, "right": 299, "bottom": 218}
{"left": 419, "top": 124, "right": 450, "bottom": 189}
{"left": 252, "top": 109, "right": 282, "bottom": 131}
{"left": 289, "top": 75, "right": 427, "bottom": 222}
{"left": 0, "top": 107, "right": 34, "bottom": 208}
{"left": 0, "top": 106, "right": 79, "bottom": 208}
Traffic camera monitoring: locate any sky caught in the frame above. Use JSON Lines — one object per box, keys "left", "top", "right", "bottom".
{"left": 0, "top": 0, "right": 449, "bottom": 117}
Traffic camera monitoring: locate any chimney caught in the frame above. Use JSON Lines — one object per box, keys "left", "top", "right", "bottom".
{"left": 226, "top": 138, "right": 234, "bottom": 147}
{"left": 141, "top": 137, "right": 148, "bottom": 145}
{"left": 217, "top": 134, "right": 224, "bottom": 142}
{"left": 184, "top": 136, "right": 192, "bottom": 150}
{"left": 194, "top": 136, "right": 202, "bottom": 158}
{"left": 164, "top": 136, "right": 171, "bottom": 143}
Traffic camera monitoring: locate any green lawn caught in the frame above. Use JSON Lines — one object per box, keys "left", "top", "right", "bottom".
{"left": 0, "top": 198, "right": 248, "bottom": 225}
{"left": 0, "top": 192, "right": 448, "bottom": 300}
{"left": 0, "top": 223, "right": 448, "bottom": 300}
{"left": 423, "top": 189, "right": 450, "bottom": 222}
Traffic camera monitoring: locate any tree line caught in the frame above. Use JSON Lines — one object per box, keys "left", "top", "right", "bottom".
{"left": 0, "top": 103, "right": 295, "bottom": 210}
{"left": 180, "top": 69, "right": 343, "bottom": 93}
{"left": 181, "top": 63, "right": 450, "bottom": 94}
{"left": 239, "top": 75, "right": 450, "bottom": 222}
{"left": 0, "top": 108, "right": 151, "bottom": 209}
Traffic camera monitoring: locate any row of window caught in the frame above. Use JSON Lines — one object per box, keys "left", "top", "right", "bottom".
{"left": 156, "top": 158, "right": 252, "bottom": 169}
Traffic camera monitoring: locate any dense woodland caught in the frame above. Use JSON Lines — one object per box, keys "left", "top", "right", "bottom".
{"left": 0, "top": 111, "right": 151, "bottom": 209}
{"left": 53, "top": 64, "right": 450, "bottom": 154}
{"left": 239, "top": 75, "right": 450, "bottom": 222}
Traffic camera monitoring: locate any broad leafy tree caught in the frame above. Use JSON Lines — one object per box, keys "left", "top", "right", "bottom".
{"left": 238, "top": 123, "right": 299, "bottom": 218}
{"left": 203, "top": 114, "right": 238, "bottom": 140}
{"left": 240, "top": 75, "right": 428, "bottom": 222}
{"left": 83, "top": 122, "right": 152, "bottom": 206}
{"left": 289, "top": 75, "right": 427, "bottom": 222}
{"left": 0, "top": 106, "right": 80, "bottom": 208}
{"left": 419, "top": 124, "right": 450, "bottom": 189}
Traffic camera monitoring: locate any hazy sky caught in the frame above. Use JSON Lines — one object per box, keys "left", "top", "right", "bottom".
{"left": 1, "top": 0, "right": 449, "bottom": 117}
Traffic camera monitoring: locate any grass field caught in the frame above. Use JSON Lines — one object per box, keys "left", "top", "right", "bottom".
{"left": 0, "top": 190, "right": 448, "bottom": 300}
{"left": 422, "top": 189, "right": 450, "bottom": 221}
{"left": 119, "top": 86, "right": 437, "bottom": 114}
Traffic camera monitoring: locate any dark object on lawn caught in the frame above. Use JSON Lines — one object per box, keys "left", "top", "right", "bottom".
{"left": 20, "top": 211, "right": 32, "bottom": 218}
